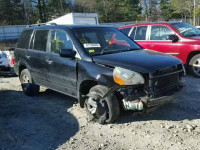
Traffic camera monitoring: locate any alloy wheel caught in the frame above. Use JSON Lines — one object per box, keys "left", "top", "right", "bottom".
{"left": 192, "top": 58, "right": 200, "bottom": 76}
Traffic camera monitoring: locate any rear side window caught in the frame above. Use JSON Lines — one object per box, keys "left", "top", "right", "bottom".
{"left": 120, "top": 28, "right": 131, "bottom": 35}
{"left": 130, "top": 28, "right": 136, "bottom": 40}
{"left": 135, "top": 26, "right": 147, "bottom": 40}
{"left": 33, "top": 30, "right": 49, "bottom": 51}
{"left": 17, "top": 30, "right": 33, "bottom": 49}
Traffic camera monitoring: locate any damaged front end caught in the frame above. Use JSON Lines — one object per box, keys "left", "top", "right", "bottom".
{"left": 105, "top": 64, "right": 186, "bottom": 111}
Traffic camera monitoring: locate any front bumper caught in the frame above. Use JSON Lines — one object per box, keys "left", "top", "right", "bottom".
{"left": 144, "top": 85, "right": 186, "bottom": 107}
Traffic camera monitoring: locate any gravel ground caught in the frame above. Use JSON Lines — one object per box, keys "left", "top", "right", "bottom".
{"left": 0, "top": 73, "right": 200, "bottom": 150}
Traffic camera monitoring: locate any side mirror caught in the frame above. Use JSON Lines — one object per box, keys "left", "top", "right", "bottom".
{"left": 167, "top": 34, "right": 179, "bottom": 42}
{"left": 59, "top": 49, "right": 76, "bottom": 58}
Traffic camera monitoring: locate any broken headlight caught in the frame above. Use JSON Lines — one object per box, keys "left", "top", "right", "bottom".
{"left": 113, "top": 67, "right": 144, "bottom": 85}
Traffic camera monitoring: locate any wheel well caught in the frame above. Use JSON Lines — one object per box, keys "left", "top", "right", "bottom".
{"left": 187, "top": 51, "right": 200, "bottom": 65}
{"left": 19, "top": 65, "right": 27, "bottom": 76}
{"left": 79, "top": 80, "right": 98, "bottom": 108}
{"left": 79, "top": 80, "right": 98, "bottom": 95}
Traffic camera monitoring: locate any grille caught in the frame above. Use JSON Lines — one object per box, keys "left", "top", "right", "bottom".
{"left": 153, "top": 72, "right": 179, "bottom": 91}
{"left": 150, "top": 65, "right": 184, "bottom": 97}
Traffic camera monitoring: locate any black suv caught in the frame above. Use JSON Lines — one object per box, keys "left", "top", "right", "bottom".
{"left": 14, "top": 24, "right": 186, "bottom": 124}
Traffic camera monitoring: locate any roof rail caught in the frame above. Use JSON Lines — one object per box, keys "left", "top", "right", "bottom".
{"left": 27, "top": 23, "right": 57, "bottom": 28}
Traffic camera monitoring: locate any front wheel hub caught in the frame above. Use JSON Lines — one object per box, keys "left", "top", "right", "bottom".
{"left": 85, "top": 96, "right": 106, "bottom": 117}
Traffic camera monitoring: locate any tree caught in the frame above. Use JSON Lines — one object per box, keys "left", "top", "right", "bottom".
{"left": 0, "top": 0, "right": 25, "bottom": 25}
{"left": 0, "top": 0, "right": 12, "bottom": 25}
{"left": 141, "top": 0, "right": 159, "bottom": 21}
{"left": 160, "top": 0, "right": 174, "bottom": 20}
{"left": 120, "top": 0, "right": 141, "bottom": 22}
{"left": 171, "top": 0, "right": 192, "bottom": 21}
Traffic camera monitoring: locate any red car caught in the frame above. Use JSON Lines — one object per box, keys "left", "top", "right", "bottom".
{"left": 119, "top": 22, "right": 200, "bottom": 78}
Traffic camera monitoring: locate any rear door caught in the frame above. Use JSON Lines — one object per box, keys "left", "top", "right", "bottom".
{"left": 26, "top": 29, "right": 50, "bottom": 86}
{"left": 47, "top": 29, "right": 77, "bottom": 97}
{"left": 129, "top": 26, "right": 152, "bottom": 49}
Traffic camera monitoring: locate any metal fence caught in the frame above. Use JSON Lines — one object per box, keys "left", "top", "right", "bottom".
{"left": 0, "top": 18, "right": 194, "bottom": 44}
{"left": 0, "top": 25, "right": 26, "bottom": 42}
{"left": 101, "top": 19, "right": 184, "bottom": 28}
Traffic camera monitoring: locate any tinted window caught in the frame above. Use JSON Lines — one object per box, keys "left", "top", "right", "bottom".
{"left": 135, "top": 26, "right": 147, "bottom": 40}
{"left": 51, "top": 30, "right": 73, "bottom": 54}
{"left": 76, "top": 31, "right": 99, "bottom": 43}
{"left": 17, "top": 30, "right": 33, "bottom": 49}
{"left": 130, "top": 28, "right": 136, "bottom": 40}
{"left": 73, "top": 27, "right": 141, "bottom": 56}
{"left": 33, "top": 30, "right": 49, "bottom": 51}
{"left": 171, "top": 22, "right": 200, "bottom": 37}
{"left": 120, "top": 28, "right": 131, "bottom": 35}
{"left": 150, "top": 25, "right": 174, "bottom": 40}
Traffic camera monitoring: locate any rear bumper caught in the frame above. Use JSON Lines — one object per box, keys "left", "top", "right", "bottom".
{"left": 146, "top": 85, "right": 186, "bottom": 107}
{"left": 0, "top": 66, "right": 11, "bottom": 71}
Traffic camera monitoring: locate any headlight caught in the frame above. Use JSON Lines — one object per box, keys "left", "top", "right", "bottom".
{"left": 113, "top": 67, "right": 144, "bottom": 85}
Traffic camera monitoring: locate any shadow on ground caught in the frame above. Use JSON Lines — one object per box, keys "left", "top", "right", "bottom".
{"left": 0, "top": 89, "right": 79, "bottom": 150}
{"left": 0, "top": 71, "right": 17, "bottom": 78}
{"left": 117, "top": 101, "right": 200, "bottom": 124}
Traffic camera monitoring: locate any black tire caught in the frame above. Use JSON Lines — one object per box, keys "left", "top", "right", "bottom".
{"left": 20, "top": 69, "right": 40, "bottom": 96}
{"left": 189, "top": 54, "right": 200, "bottom": 78}
{"left": 85, "top": 85, "right": 120, "bottom": 124}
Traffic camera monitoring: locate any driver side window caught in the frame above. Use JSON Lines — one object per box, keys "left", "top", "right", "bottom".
{"left": 50, "top": 30, "right": 73, "bottom": 54}
{"left": 150, "top": 25, "right": 174, "bottom": 40}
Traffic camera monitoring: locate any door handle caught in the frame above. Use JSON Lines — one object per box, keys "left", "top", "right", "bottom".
{"left": 150, "top": 44, "right": 155, "bottom": 47}
{"left": 46, "top": 59, "right": 53, "bottom": 64}
{"left": 26, "top": 55, "right": 31, "bottom": 59}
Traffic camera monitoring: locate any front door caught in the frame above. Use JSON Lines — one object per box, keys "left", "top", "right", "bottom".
{"left": 147, "top": 25, "right": 181, "bottom": 58}
{"left": 47, "top": 29, "right": 77, "bottom": 97}
{"left": 129, "top": 26, "right": 153, "bottom": 49}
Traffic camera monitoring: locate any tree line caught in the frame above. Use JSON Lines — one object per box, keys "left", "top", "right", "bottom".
{"left": 0, "top": 0, "right": 200, "bottom": 25}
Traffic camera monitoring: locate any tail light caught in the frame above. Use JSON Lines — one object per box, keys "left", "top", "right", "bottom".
{"left": 10, "top": 55, "right": 15, "bottom": 67}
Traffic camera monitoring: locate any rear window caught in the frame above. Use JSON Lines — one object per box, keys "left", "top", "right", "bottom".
{"left": 120, "top": 28, "right": 131, "bottom": 35}
{"left": 33, "top": 30, "right": 49, "bottom": 51}
{"left": 135, "top": 26, "right": 147, "bottom": 40}
{"left": 17, "top": 30, "right": 33, "bottom": 49}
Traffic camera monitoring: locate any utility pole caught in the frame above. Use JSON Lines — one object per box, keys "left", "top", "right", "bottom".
{"left": 23, "top": 0, "right": 29, "bottom": 25}
{"left": 194, "top": 0, "right": 196, "bottom": 26}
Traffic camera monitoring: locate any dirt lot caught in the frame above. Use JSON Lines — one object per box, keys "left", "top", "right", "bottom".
{"left": 0, "top": 73, "right": 200, "bottom": 150}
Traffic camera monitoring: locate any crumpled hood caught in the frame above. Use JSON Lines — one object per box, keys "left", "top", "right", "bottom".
{"left": 92, "top": 49, "right": 182, "bottom": 73}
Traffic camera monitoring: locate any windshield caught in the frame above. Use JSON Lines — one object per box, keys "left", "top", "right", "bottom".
{"left": 171, "top": 22, "right": 200, "bottom": 37}
{"left": 72, "top": 27, "right": 141, "bottom": 56}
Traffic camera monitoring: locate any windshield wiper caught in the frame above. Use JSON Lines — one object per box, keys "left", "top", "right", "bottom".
{"left": 98, "top": 48, "right": 140, "bottom": 55}
{"left": 100, "top": 45, "right": 110, "bottom": 54}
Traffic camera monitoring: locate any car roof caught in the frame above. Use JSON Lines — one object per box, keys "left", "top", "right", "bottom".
{"left": 25, "top": 24, "right": 113, "bottom": 30}
{"left": 119, "top": 22, "right": 183, "bottom": 29}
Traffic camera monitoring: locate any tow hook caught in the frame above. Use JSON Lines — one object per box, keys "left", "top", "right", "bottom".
{"left": 122, "top": 99, "right": 144, "bottom": 111}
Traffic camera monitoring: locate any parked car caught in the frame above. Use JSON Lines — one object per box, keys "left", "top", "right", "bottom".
{"left": 119, "top": 22, "right": 200, "bottom": 78}
{"left": 14, "top": 24, "right": 186, "bottom": 124}
{"left": 0, "top": 49, "right": 15, "bottom": 72}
